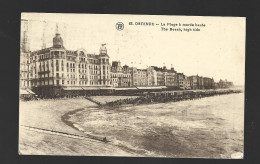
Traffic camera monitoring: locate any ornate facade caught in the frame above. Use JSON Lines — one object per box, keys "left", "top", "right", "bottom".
{"left": 24, "top": 32, "right": 111, "bottom": 93}
{"left": 111, "top": 61, "right": 132, "bottom": 88}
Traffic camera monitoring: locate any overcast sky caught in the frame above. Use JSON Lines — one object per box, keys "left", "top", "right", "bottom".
{"left": 21, "top": 13, "right": 245, "bottom": 85}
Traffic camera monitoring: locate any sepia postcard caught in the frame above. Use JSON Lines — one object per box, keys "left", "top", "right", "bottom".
{"left": 19, "top": 13, "right": 245, "bottom": 158}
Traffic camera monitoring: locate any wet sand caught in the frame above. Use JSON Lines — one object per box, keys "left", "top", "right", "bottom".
{"left": 19, "top": 97, "right": 138, "bottom": 156}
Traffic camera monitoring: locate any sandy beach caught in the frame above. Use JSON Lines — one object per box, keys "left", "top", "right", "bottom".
{"left": 19, "top": 97, "right": 138, "bottom": 156}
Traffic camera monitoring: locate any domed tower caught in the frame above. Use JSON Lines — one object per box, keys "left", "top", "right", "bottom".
{"left": 100, "top": 43, "right": 107, "bottom": 54}
{"left": 53, "top": 24, "right": 63, "bottom": 48}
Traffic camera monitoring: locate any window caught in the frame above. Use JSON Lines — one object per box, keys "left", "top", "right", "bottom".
{"left": 62, "top": 80, "right": 64, "bottom": 85}
{"left": 56, "top": 80, "right": 59, "bottom": 85}
{"left": 56, "top": 73, "right": 59, "bottom": 77}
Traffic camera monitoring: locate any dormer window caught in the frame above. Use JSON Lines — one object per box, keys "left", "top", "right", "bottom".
{"left": 79, "top": 51, "right": 84, "bottom": 56}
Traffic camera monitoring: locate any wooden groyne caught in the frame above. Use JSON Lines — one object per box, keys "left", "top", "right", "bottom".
{"left": 85, "top": 96, "right": 102, "bottom": 106}
{"left": 103, "top": 89, "right": 243, "bottom": 108}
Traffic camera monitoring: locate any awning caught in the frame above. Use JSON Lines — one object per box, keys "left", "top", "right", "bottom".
{"left": 137, "top": 86, "right": 164, "bottom": 90}
{"left": 114, "top": 88, "right": 137, "bottom": 90}
{"left": 99, "top": 87, "right": 114, "bottom": 90}
{"left": 20, "top": 89, "right": 30, "bottom": 95}
{"left": 26, "top": 89, "right": 35, "bottom": 94}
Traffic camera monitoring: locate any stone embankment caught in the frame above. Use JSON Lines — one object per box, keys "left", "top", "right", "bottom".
{"left": 103, "top": 89, "right": 243, "bottom": 108}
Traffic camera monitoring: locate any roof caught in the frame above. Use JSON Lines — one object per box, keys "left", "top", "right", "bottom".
{"left": 66, "top": 50, "right": 77, "bottom": 56}
{"left": 87, "top": 54, "right": 100, "bottom": 58}
{"left": 99, "top": 54, "right": 109, "bottom": 58}
{"left": 31, "top": 47, "right": 53, "bottom": 55}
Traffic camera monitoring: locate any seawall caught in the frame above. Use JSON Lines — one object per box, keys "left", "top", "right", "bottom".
{"left": 102, "top": 89, "right": 243, "bottom": 108}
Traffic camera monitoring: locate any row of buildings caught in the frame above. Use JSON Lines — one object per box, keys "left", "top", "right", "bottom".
{"left": 20, "top": 21, "right": 234, "bottom": 96}
{"left": 109, "top": 61, "right": 223, "bottom": 90}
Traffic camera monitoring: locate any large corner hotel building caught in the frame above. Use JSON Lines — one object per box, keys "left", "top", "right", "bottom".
{"left": 20, "top": 24, "right": 111, "bottom": 96}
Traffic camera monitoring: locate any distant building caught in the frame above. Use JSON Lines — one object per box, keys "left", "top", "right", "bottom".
{"left": 136, "top": 69, "right": 148, "bottom": 86}
{"left": 20, "top": 20, "right": 30, "bottom": 89}
{"left": 153, "top": 66, "right": 166, "bottom": 86}
{"left": 189, "top": 75, "right": 207, "bottom": 89}
{"left": 129, "top": 67, "right": 138, "bottom": 86}
{"left": 189, "top": 75, "right": 198, "bottom": 89}
{"left": 203, "top": 77, "right": 214, "bottom": 89}
{"left": 214, "top": 82, "right": 219, "bottom": 89}
{"left": 166, "top": 67, "right": 178, "bottom": 88}
{"left": 111, "top": 61, "right": 131, "bottom": 87}
{"left": 197, "top": 76, "right": 204, "bottom": 89}
{"left": 147, "top": 66, "right": 157, "bottom": 86}
{"left": 184, "top": 75, "right": 191, "bottom": 90}
{"left": 177, "top": 73, "right": 185, "bottom": 89}
{"left": 218, "top": 79, "right": 234, "bottom": 88}
{"left": 20, "top": 52, "right": 30, "bottom": 89}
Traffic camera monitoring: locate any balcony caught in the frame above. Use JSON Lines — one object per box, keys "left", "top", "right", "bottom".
{"left": 38, "top": 70, "right": 50, "bottom": 74}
